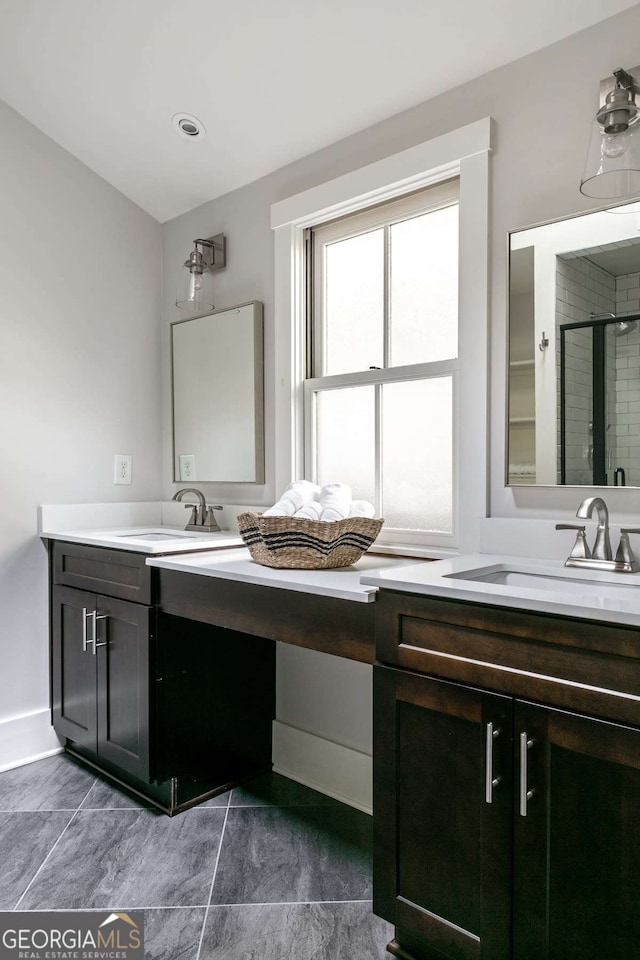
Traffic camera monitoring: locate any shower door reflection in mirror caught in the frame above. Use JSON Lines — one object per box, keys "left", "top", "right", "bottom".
{"left": 560, "top": 316, "right": 640, "bottom": 485}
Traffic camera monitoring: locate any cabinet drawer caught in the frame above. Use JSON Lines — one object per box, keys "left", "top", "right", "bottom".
{"left": 376, "top": 591, "right": 640, "bottom": 727}
{"left": 53, "top": 541, "right": 152, "bottom": 605}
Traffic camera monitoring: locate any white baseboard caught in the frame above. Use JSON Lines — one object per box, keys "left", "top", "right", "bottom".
{"left": 272, "top": 720, "right": 372, "bottom": 814}
{"left": 0, "top": 709, "right": 63, "bottom": 774}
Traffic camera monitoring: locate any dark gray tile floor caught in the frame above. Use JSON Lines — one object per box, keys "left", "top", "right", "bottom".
{"left": 0, "top": 754, "right": 392, "bottom": 959}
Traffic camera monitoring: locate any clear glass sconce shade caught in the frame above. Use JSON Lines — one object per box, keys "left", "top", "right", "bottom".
{"left": 580, "top": 117, "right": 640, "bottom": 199}
{"left": 175, "top": 262, "right": 215, "bottom": 311}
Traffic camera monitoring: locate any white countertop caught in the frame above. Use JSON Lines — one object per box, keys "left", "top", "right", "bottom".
{"left": 147, "top": 549, "right": 420, "bottom": 602}
{"left": 41, "top": 525, "right": 244, "bottom": 555}
{"left": 361, "top": 553, "right": 640, "bottom": 628}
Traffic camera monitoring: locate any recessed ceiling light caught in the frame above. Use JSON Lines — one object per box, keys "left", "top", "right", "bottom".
{"left": 172, "top": 113, "right": 206, "bottom": 140}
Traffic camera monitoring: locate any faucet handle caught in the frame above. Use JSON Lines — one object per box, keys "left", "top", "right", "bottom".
{"left": 184, "top": 504, "right": 198, "bottom": 526}
{"left": 203, "top": 506, "right": 223, "bottom": 532}
{"left": 555, "top": 523, "right": 592, "bottom": 560}
{"left": 615, "top": 529, "right": 640, "bottom": 571}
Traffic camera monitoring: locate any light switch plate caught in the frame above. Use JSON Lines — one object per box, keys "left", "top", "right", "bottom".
{"left": 114, "top": 454, "right": 132, "bottom": 485}
{"left": 179, "top": 454, "right": 196, "bottom": 481}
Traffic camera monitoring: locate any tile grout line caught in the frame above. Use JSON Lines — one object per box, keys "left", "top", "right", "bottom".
{"left": 13, "top": 810, "right": 79, "bottom": 910}
{"left": 12, "top": 900, "right": 375, "bottom": 913}
{"left": 12, "top": 778, "right": 97, "bottom": 911}
{"left": 75, "top": 777, "right": 99, "bottom": 812}
{"left": 77, "top": 778, "right": 98, "bottom": 811}
{"left": 195, "top": 793, "right": 232, "bottom": 960}
{"left": 0, "top": 808, "right": 80, "bottom": 813}
{"left": 15, "top": 905, "right": 212, "bottom": 913}
{"left": 207, "top": 899, "right": 375, "bottom": 908}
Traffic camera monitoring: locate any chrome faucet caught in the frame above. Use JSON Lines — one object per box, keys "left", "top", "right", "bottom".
{"left": 556, "top": 496, "right": 640, "bottom": 573}
{"left": 172, "top": 487, "right": 223, "bottom": 532}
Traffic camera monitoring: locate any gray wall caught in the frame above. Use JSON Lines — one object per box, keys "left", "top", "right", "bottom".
{"left": 162, "top": 2, "right": 640, "bottom": 521}
{"left": 0, "top": 100, "right": 162, "bottom": 727}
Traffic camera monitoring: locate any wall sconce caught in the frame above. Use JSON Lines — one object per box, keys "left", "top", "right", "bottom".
{"left": 580, "top": 67, "right": 640, "bottom": 200}
{"left": 176, "top": 234, "right": 226, "bottom": 311}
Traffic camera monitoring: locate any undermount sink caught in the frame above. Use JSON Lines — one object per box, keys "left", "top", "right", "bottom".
{"left": 114, "top": 530, "right": 201, "bottom": 542}
{"left": 445, "top": 566, "right": 640, "bottom": 598}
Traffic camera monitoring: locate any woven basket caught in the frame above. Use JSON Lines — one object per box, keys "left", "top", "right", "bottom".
{"left": 237, "top": 512, "right": 384, "bottom": 569}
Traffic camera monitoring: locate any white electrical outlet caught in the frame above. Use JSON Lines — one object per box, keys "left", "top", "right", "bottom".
{"left": 179, "top": 454, "right": 196, "bottom": 481}
{"left": 114, "top": 454, "right": 132, "bottom": 485}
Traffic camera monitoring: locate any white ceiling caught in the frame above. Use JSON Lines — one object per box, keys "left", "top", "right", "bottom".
{"left": 0, "top": 0, "right": 636, "bottom": 222}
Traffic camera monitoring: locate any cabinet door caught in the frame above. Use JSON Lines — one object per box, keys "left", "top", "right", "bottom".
{"left": 95, "top": 595, "right": 151, "bottom": 780}
{"left": 51, "top": 586, "right": 98, "bottom": 752}
{"left": 514, "top": 701, "right": 640, "bottom": 960}
{"left": 374, "top": 665, "right": 513, "bottom": 960}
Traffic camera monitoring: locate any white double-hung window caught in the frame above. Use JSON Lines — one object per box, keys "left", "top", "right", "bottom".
{"left": 305, "top": 179, "right": 459, "bottom": 547}
{"left": 271, "top": 118, "right": 491, "bottom": 556}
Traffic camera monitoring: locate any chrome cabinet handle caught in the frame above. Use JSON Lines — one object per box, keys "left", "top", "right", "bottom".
{"left": 82, "top": 608, "right": 92, "bottom": 652}
{"left": 88, "top": 609, "right": 98, "bottom": 653}
{"left": 485, "top": 722, "right": 501, "bottom": 803}
{"left": 92, "top": 614, "right": 108, "bottom": 655}
{"left": 519, "top": 732, "right": 535, "bottom": 816}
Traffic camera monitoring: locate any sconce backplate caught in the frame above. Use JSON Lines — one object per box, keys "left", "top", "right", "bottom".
{"left": 197, "top": 233, "right": 226, "bottom": 271}
{"left": 599, "top": 66, "right": 640, "bottom": 107}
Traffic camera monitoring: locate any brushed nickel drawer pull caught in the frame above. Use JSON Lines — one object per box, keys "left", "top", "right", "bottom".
{"left": 93, "top": 614, "right": 108, "bottom": 655}
{"left": 485, "top": 722, "right": 501, "bottom": 803}
{"left": 519, "top": 732, "right": 535, "bottom": 817}
{"left": 82, "top": 608, "right": 92, "bottom": 652}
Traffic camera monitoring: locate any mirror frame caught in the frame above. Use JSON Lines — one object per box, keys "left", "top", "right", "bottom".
{"left": 171, "top": 300, "right": 264, "bottom": 484}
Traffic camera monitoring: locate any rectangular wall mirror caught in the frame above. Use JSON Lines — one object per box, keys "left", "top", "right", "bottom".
{"left": 508, "top": 201, "right": 640, "bottom": 487}
{"left": 171, "top": 301, "right": 264, "bottom": 483}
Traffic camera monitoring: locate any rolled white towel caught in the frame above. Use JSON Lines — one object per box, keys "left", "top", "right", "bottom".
{"left": 349, "top": 499, "right": 376, "bottom": 518}
{"left": 319, "top": 506, "right": 346, "bottom": 522}
{"left": 279, "top": 489, "right": 304, "bottom": 514}
{"left": 319, "top": 482, "right": 351, "bottom": 522}
{"left": 286, "top": 479, "right": 321, "bottom": 504}
{"left": 262, "top": 498, "right": 298, "bottom": 517}
{"left": 262, "top": 479, "right": 321, "bottom": 517}
{"left": 293, "top": 501, "right": 323, "bottom": 521}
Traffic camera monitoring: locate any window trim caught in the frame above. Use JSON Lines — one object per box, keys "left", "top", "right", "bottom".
{"left": 271, "top": 118, "right": 492, "bottom": 555}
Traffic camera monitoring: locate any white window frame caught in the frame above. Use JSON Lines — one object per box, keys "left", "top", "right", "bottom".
{"left": 271, "top": 118, "right": 492, "bottom": 556}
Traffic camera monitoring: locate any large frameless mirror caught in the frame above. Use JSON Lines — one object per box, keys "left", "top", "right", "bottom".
{"left": 171, "top": 301, "right": 264, "bottom": 483}
{"left": 508, "top": 200, "right": 640, "bottom": 486}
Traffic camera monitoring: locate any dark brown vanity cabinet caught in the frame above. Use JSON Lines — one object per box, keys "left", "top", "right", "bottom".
{"left": 374, "top": 667, "right": 512, "bottom": 960}
{"left": 374, "top": 591, "right": 640, "bottom": 960}
{"left": 49, "top": 541, "right": 276, "bottom": 813}
{"left": 512, "top": 700, "right": 640, "bottom": 960}
{"left": 52, "top": 585, "right": 151, "bottom": 780}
